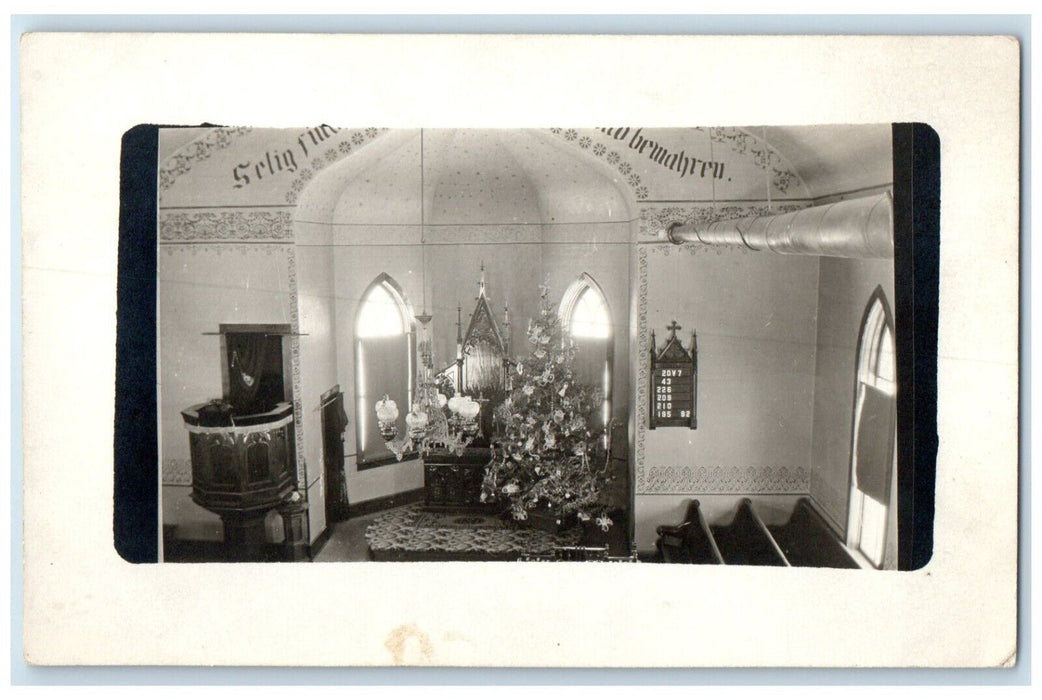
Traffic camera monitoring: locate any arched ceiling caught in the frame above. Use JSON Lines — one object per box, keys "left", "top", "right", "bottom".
{"left": 296, "top": 129, "right": 633, "bottom": 226}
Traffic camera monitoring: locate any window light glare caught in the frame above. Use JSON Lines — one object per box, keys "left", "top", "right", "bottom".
{"left": 877, "top": 325, "right": 895, "bottom": 383}
{"left": 570, "top": 287, "right": 611, "bottom": 339}
{"left": 357, "top": 284, "right": 405, "bottom": 338}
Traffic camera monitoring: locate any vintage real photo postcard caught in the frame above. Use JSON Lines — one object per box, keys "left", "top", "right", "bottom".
{"left": 20, "top": 33, "right": 1020, "bottom": 667}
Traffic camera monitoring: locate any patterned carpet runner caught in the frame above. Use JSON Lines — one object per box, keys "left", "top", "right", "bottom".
{"left": 365, "top": 504, "right": 582, "bottom": 561}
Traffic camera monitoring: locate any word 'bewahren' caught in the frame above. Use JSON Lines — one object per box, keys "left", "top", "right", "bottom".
{"left": 599, "top": 128, "right": 726, "bottom": 180}
{"left": 233, "top": 125, "right": 341, "bottom": 188}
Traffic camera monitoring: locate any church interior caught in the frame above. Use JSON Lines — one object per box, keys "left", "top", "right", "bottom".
{"left": 158, "top": 125, "right": 897, "bottom": 569}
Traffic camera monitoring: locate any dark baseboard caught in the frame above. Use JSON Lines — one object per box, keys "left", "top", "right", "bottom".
{"left": 308, "top": 526, "right": 333, "bottom": 560}
{"left": 348, "top": 488, "right": 426, "bottom": 518}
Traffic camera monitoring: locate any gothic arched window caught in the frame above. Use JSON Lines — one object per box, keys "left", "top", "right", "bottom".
{"left": 355, "top": 274, "right": 414, "bottom": 467}
{"left": 846, "top": 288, "right": 897, "bottom": 568}
{"left": 559, "top": 274, "right": 613, "bottom": 437}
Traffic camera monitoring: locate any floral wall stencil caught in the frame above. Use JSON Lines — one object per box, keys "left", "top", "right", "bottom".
{"left": 159, "top": 126, "right": 390, "bottom": 208}
{"left": 642, "top": 464, "right": 810, "bottom": 494}
{"left": 285, "top": 246, "right": 306, "bottom": 488}
{"left": 159, "top": 242, "right": 292, "bottom": 258}
{"left": 162, "top": 458, "right": 192, "bottom": 486}
{"left": 704, "top": 127, "right": 800, "bottom": 194}
{"left": 549, "top": 127, "right": 647, "bottom": 200}
{"left": 284, "top": 127, "right": 388, "bottom": 204}
{"left": 159, "top": 126, "right": 252, "bottom": 191}
{"left": 635, "top": 246, "right": 650, "bottom": 490}
{"left": 159, "top": 210, "right": 294, "bottom": 243}
{"left": 638, "top": 203, "right": 809, "bottom": 241}
{"left": 547, "top": 127, "right": 805, "bottom": 202}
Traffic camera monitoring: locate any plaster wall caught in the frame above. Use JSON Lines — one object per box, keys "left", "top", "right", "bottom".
{"left": 809, "top": 255, "right": 896, "bottom": 535}
{"left": 631, "top": 238, "right": 821, "bottom": 552}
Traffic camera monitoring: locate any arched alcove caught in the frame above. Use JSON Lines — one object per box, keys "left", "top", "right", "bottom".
{"left": 295, "top": 128, "right": 635, "bottom": 227}
{"left": 291, "top": 128, "right": 636, "bottom": 507}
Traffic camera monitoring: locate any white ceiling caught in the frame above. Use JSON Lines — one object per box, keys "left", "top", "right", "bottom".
{"left": 754, "top": 124, "right": 893, "bottom": 199}
{"left": 297, "top": 129, "right": 633, "bottom": 226}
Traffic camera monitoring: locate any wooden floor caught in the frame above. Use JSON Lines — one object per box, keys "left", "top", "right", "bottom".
{"left": 312, "top": 510, "right": 387, "bottom": 562}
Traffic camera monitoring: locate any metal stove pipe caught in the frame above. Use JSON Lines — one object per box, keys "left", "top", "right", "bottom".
{"left": 666, "top": 191, "right": 893, "bottom": 259}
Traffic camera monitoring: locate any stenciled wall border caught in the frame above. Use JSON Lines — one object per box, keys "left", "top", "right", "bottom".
{"left": 548, "top": 127, "right": 648, "bottom": 200}
{"left": 635, "top": 245, "right": 650, "bottom": 491}
{"left": 642, "top": 464, "right": 810, "bottom": 494}
{"left": 285, "top": 246, "right": 306, "bottom": 489}
{"left": 159, "top": 242, "right": 292, "bottom": 258}
{"left": 285, "top": 127, "right": 388, "bottom": 204}
{"left": 159, "top": 126, "right": 252, "bottom": 191}
{"left": 707, "top": 127, "right": 801, "bottom": 194}
{"left": 638, "top": 202, "right": 809, "bottom": 240}
{"left": 548, "top": 127, "right": 804, "bottom": 202}
{"left": 159, "top": 209, "right": 295, "bottom": 243}
{"left": 163, "top": 458, "right": 192, "bottom": 486}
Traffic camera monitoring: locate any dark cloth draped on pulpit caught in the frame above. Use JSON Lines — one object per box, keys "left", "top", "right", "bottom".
{"left": 227, "top": 332, "right": 283, "bottom": 415}
{"left": 855, "top": 385, "right": 896, "bottom": 503}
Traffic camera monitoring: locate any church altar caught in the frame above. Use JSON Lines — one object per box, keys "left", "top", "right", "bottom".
{"left": 420, "top": 265, "right": 513, "bottom": 510}
{"left": 423, "top": 446, "right": 495, "bottom": 511}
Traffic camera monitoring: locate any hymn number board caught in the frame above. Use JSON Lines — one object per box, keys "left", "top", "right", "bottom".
{"left": 649, "top": 321, "right": 698, "bottom": 429}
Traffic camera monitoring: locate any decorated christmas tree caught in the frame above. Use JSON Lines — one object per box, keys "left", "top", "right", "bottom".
{"left": 481, "top": 284, "right": 615, "bottom": 531}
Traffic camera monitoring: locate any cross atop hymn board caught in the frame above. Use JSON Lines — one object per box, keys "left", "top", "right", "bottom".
{"left": 649, "top": 320, "right": 698, "bottom": 430}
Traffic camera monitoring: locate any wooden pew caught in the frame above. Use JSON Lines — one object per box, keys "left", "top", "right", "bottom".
{"left": 654, "top": 500, "right": 724, "bottom": 564}
{"left": 768, "top": 498, "right": 860, "bottom": 569}
{"left": 710, "top": 498, "right": 790, "bottom": 567}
